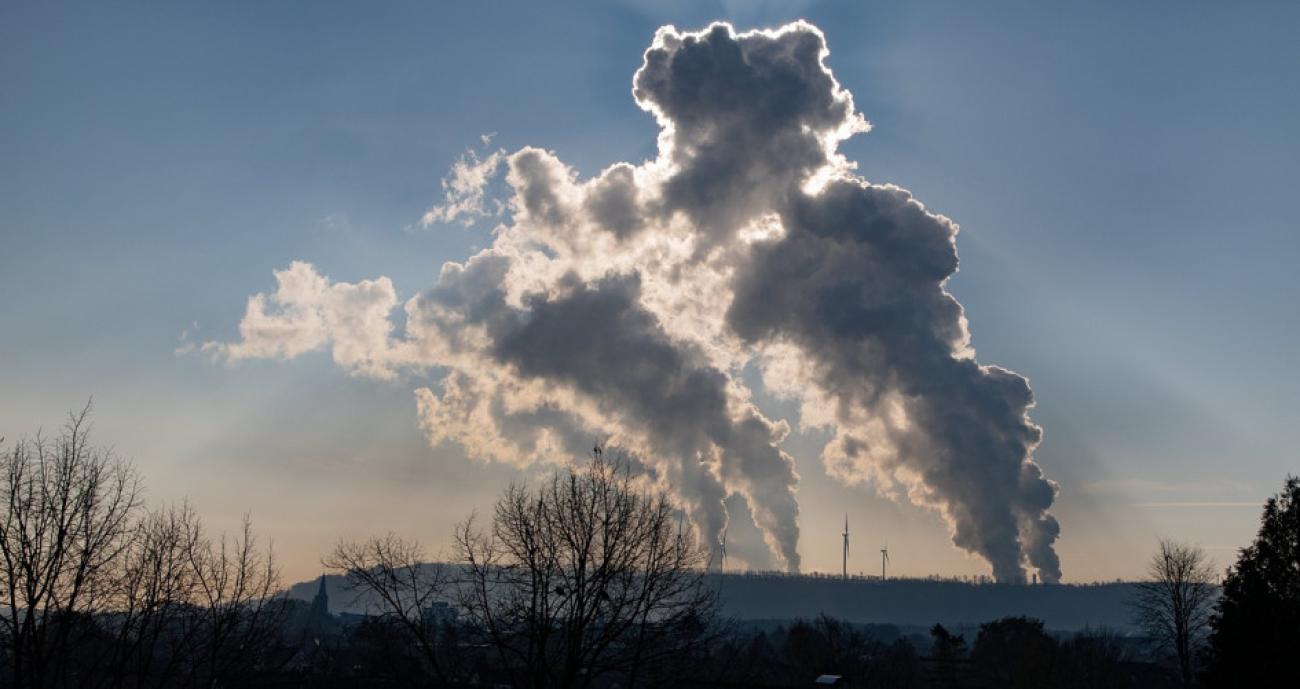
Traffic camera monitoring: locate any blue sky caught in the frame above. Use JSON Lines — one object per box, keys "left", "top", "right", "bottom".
{"left": 2, "top": 1, "right": 1297, "bottom": 583}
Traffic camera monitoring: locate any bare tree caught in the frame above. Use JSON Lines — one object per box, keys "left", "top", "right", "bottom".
{"left": 1131, "top": 539, "right": 1218, "bottom": 687}
{"left": 182, "top": 513, "right": 287, "bottom": 687}
{"left": 454, "top": 452, "right": 718, "bottom": 689}
{"left": 95, "top": 502, "right": 206, "bottom": 688}
{"left": 325, "top": 534, "right": 453, "bottom": 684}
{"left": 0, "top": 404, "right": 143, "bottom": 689}
{"left": 1, "top": 407, "right": 286, "bottom": 688}
{"left": 76, "top": 505, "right": 285, "bottom": 689}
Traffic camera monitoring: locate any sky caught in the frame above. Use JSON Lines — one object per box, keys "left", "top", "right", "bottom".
{"left": 2, "top": 1, "right": 1298, "bottom": 585}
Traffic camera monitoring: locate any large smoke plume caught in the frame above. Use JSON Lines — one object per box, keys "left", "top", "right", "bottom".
{"left": 211, "top": 22, "right": 1061, "bottom": 582}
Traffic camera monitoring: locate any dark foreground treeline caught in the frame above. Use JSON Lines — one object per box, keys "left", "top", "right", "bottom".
{"left": 226, "top": 611, "right": 1171, "bottom": 689}
{"left": 2, "top": 410, "right": 1296, "bottom": 688}
{"left": 700, "top": 575, "right": 1138, "bottom": 632}
{"left": 0, "top": 409, "right": 285, "bottom": 689}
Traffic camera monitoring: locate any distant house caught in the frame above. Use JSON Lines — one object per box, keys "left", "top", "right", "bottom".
{"left": 814, "top": 674, "right": 845, "bottom": 686}
{"left": 424, "top": 599, "right": 459, "bottom": 626}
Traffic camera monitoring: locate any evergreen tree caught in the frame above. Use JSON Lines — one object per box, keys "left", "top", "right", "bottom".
{"left": 1203, "top": 476, "right": 1300, "bottom": 687}
{"left": 930, "top": 624, "right": 967, "bottom": 688}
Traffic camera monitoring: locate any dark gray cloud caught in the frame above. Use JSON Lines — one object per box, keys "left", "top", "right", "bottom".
{"left": 640, "top": 24, "right": 1059, "bottom": 582}
{"left": 634, "top": 22, "right": 865, "bottom": 243}
{"left": 585, "top": 164, "right": 645, "bottom": 239}
{"left": 728, "top": 179, "right": 1059, "bottom": 583}
{"left": 492, "top": 274, "right": 801, "bottom": 570}
{"left": 401, "top": 256, "right": 802, "bottom": 571}
{"left": 510, "top": 148, "right": 574, "bottom": 229}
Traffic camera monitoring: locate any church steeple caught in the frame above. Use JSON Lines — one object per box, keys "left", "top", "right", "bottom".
{"left": 309, "top": 574, "right": 329, "bottom": 619}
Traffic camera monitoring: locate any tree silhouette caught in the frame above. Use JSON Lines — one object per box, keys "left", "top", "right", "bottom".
{"left": 0, "top": 407, "right": 286, "bottom": 689}
{"left": 454, "top": 451, "right": 718, "bottom": 689}
{"left": 1202, "top": 476, "right": 1300, "bottom": 688}
{"left": 1130, "top": 539, "right": 1217, "bottom": 687}
{"left": 929, "top": 623, "right": 967, "bottom": 687}
{"left": 970, "top": 617, "right": 1057, "bottom": 689}
{"left": 0, "top": 405, "right": 142, "bottom": 688}
{"left": 325, "top": 535, "right": 453, "bottom": 684}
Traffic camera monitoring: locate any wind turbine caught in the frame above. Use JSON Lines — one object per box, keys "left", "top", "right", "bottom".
{"left": 719, "top": 528, "right": 728, "bottom": 572}
{"left": 841, "top": 515, "right": 849, "bottom": 580}
{"left": 880, "top": 544, "right": 890, "bottom": 581}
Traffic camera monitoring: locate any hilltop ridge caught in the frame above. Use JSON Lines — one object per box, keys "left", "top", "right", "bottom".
{"left": 288, "top": 570, "right": 1142, "bottom": 632}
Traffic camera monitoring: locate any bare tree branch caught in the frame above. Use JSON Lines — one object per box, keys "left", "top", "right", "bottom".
{"left": 1130, "top": 539, "right": 1217, "bottom": 687}
{"left": 454, "top": 451, "right": 719, "bottom": 689}
{"left": 325, "top": 534, "right": 452, "bottom": 683}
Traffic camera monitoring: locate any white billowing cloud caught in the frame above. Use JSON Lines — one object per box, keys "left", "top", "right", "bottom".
{"left": 210, "top": 22, "right": 1061, "bottom": 582}
{"left": 208, "top": 261, "right": 403, "bottom": 380}
{"left": 420, "top": 139, "right": 506, "bottom": 227}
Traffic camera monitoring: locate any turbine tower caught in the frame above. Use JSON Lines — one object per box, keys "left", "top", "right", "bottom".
{"left": 719, "top": 528, "right": 728, "bottom": 572}
{"left": 880, "top": 544, "right": 890, "bottom": 581}
{"left": 841, "top": 515, "right": 849, "bottom": 580}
